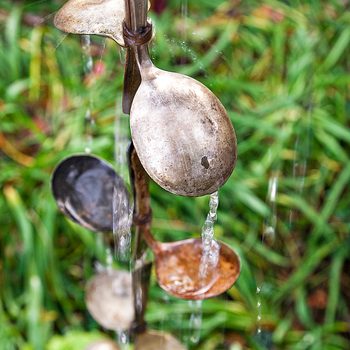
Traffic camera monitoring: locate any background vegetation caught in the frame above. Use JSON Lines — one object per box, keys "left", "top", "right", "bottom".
{"left": 0, "top": 0, "right": 349, "bottom": 349}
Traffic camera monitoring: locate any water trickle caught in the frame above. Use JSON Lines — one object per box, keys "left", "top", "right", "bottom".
{"left": 199, "top": 191, "right": 220, "bottom": 283}
{"left": 55, "top": 33, "right": 68, "bottom": 50}
{"left": 262, "top": 173, "right": 279, "bottom": 245}
{"left": 180, "top": 0, "right": 189, "bottom": 41}
{"left": 119, "top": 47, "right": 127, "bottom": 65}
{"left": 113, "top": 114, "right": 133, "bottom": 262}
{"left": 116, "top": 329, "right": 130, "bottom": 349}
{"left": 80, "top": 34, "right": 95, "bottom": 154}
{"left": 256, "top": 171, "right": 279, "bottom": 336}
{"left": 188, "top": 300, "right": 202, "bottom": 345}
{"left": 81, "top": 35, "right": 94, "bottom": 74}
{"left": 256, "top": 286, "right": 262, "bottom": 335}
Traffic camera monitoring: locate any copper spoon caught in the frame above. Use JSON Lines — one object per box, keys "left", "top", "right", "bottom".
{"left": 125, "top": 0, "right": 237, "bottom": 197}
{"left": 51, "top": 154, "right": 130, "bottom": 233}
{"left": 142, "top": 228, "right": 240, "bottom": 300}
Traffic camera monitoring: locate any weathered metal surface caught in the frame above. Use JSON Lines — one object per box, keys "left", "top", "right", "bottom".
{"left": 51, "top": 154, "right": 129, "bottom": 232}
{"left": 85, "top": 270, "right": 134, "bottom": 331}
{"left": 130, "top": 65, "right": 237, "bottom": 196}
{"left": 135, "top": 330, "right": 186, "bottom": 350}
{"left": 124, "top": 0, "right": 238, "bottom": 197}
{"left": 54, "top": 0, "right": 126, "bottom": 45}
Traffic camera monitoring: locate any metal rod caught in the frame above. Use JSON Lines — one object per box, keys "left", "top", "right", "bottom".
{"left": 122, "top": 0, "right": 148, "bottom": 114}
{"left": 129, "top": 143, "right": 152, "bottom": 335}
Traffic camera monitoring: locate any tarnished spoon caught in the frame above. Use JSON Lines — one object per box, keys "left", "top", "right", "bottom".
{"left": 85, "top": 270, "right": 134, "bottom": 331}
{"left": 125, "top": 0, "right": 237, "bottom": 197}
{"left": 54, "top": 0, "right": 151, "bottom": 45}
{"left": 51, "top": 154, "right": 129, "bottom": 232}
{"left": 54, "top": 0, "right": 126, "bottom": 45}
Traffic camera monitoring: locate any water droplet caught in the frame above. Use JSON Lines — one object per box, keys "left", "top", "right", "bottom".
{"left": 188, "top": 300, "right": 202, "bottom": 344}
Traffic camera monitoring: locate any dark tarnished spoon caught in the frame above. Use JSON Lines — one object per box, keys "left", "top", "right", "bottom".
{"left": 142, "top": 228, "right": 241, "bottom": 300}
{"left": 51, "top": 154, "right": 129, "bottom": 232}
{"left": 125, "top": 0, "right": 237, "bottom": 197}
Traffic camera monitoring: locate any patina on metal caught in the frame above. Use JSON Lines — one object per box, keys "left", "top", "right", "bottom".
{"left": 51, "top": 154, "right": 129, "bottom": 232}
{"left": 54, "top": 0, "right": 126, "bottom": 45}
{"left": 123, "top": 0, "right": 237, "bottom": 197}
{"left": 85, "top": 270, "right": 134, "bottom": 331}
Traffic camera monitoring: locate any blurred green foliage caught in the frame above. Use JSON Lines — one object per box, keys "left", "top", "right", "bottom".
{"left": 0, "top": 0, "right": 349, "bottom": 349}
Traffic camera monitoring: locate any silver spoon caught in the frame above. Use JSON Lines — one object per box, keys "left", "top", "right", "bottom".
{"left": 51, "top": 154, "right": 129, "bottom": 233}
{"left": 125, "top": 0, "right": 237, "bottom": 197}
{"left": 53, "top": 0, "right": 151, "bottom": 45}
{"left": 85, "top": 269, "right": 134, "bottom": 331}
{"left": 54, "top": 0, "right": 126, "bottom": 46}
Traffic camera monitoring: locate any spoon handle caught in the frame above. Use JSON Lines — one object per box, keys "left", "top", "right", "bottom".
{"left": 122, "top": 49, "right": 141, "bottom": 114}
{"left": 122, "top": 0, "right": 148, "bottom": 113}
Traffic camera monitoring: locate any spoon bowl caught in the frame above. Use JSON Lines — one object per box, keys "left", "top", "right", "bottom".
{"left": 131, "top": 68, "right": 237, "bottom": 196}
{"left": 54, "top": 0, "right": 126, "bottom": 45}
{"left": 135, "top": 330, "right": 185, "bottom": 350}
{"left": 124, "top": 0, "right": 237, "bottom": 197}
{"left": 143, "top": 229, "right": 240, "bottom": 300}
{"left": 51, "top": 154, "right": 129, "bottom": 232}
{"left": 85, "top": 270, "right": 134, "bottom": 331}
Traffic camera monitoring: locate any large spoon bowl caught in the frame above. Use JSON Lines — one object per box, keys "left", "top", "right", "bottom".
{"left": 130, "top": 68, "right": 237, "bottom": 196}
{"left": 124, "top": 1, "right": 237, "bottom": 196}
{"left": 51, "top": 154, "right": 129, "bottom": 232}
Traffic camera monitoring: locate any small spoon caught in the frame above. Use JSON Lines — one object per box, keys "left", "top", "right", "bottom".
{"left": 51, "top": 154, "right": 129, "bottom": 232}
{"left": 85, "top": 269, "right": 134, "bottom": 331}
{"left": 142, "top": 228, "right": 240, "bottom": 300}
{"left": 125, "top": 0, "right": 237, "bottom": 197}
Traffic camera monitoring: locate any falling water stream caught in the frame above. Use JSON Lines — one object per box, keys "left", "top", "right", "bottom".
{"left": 113, "top": 87, "right": 133, "bottom": 262}
{"left": 81, "top": 34, "right": 94, "bottom": 154}
{"left": 199, "top": 191, "right": 221, "bottom": 282}
{"left": 257, "top": 172, "right": 279, "bottom": 337}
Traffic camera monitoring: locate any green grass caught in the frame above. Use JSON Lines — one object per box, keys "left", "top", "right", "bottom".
{"left": 0, "top": 0, "right": 349, "bottom": 349}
